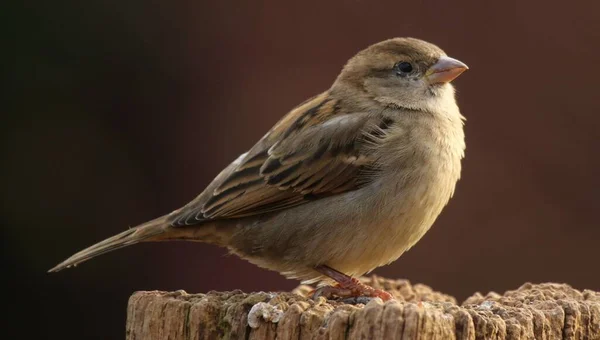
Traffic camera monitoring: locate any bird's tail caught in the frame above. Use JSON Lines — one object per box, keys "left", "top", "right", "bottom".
{"left": 48, "top": 216, "right": 169, "bottom": 273}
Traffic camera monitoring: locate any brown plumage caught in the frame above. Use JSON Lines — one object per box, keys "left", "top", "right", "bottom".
{"left": 49, "top": 38, "right": 468, "bottom": 301}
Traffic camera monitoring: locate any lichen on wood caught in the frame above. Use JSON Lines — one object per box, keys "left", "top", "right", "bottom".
{"left": 126, "top": 276, "right": 600, "bottom": 340}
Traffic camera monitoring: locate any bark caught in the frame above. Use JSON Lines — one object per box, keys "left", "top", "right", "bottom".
{"left": 126, "top": 276, "right": 600, "bottom": 340}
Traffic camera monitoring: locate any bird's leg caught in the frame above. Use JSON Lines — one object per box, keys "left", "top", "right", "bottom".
{"left": 311, "top": 265, "right": 393, "bottom": 301}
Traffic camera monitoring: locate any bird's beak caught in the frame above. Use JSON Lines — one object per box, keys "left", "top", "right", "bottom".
{"left": 425, "top": 56, "right": 468, "bottom": 84}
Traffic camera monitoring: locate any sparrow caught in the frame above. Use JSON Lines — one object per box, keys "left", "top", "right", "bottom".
{"left": 49, "top": 37, "right": 468, "bottom": 301}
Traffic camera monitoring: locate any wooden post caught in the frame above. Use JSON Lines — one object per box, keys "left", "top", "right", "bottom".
{"left": 126, "top": 276, "right": 600, "bottom": 339}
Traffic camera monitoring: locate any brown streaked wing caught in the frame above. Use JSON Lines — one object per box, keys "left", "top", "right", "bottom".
{"left": 168, "top": 93, "right": 394, "bottom": 226}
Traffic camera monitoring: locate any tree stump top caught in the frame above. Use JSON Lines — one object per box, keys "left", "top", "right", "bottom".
{"left": 126, "top": 276, "right": 600, "bottom": 340}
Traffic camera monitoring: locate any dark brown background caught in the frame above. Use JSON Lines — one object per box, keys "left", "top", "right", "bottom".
{"left": 3, "top": 0, "right": 599, "bottom": 338}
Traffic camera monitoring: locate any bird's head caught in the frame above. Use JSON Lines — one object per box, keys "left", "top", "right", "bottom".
{"left": 334, "top": 37, "right": 468, "bottom": 113}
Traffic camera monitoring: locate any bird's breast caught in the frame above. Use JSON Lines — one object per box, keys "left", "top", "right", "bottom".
{"left": 342, "top": 116, "right": 465, "bottom": 272}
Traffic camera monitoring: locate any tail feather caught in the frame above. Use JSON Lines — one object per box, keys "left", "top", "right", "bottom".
{"left": 48, "top": 216, "right": 168, "bottom": 273}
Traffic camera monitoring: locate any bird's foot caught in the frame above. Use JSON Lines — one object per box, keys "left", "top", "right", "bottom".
{"left": 312, "top": 265, "right": 394, "bottom": 302}
{"left": 311, "top": 279, "right": 393, "bottom": 302}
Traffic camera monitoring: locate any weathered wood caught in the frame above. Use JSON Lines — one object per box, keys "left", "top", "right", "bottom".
{"left": 126, "top": 276, "right": 600, "bottom": 339}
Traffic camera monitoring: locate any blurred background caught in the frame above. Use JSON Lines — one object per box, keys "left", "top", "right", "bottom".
{"left": 3, "top": 0, "right": 599, "bottom": 338}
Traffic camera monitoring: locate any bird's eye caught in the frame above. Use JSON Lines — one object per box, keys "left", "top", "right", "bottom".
{"left": 395, "top": 62, "right": 413, "bottom": 74}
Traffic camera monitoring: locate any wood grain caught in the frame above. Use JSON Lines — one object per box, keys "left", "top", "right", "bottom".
{"left": 126, "top": 276, "right": 600, "bottom": 339}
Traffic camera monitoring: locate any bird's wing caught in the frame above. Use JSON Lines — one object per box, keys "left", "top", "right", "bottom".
{"left": 169, "top": 92, "right": 394, "bottom": 226}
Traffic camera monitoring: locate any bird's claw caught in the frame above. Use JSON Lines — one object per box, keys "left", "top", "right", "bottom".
{"left": 310, "top": 280, "right": 394, "bottom": 302}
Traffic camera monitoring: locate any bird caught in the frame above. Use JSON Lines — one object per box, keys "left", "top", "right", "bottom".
{"left": 49, "top": 37, "right": 468, "bottom": 301}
